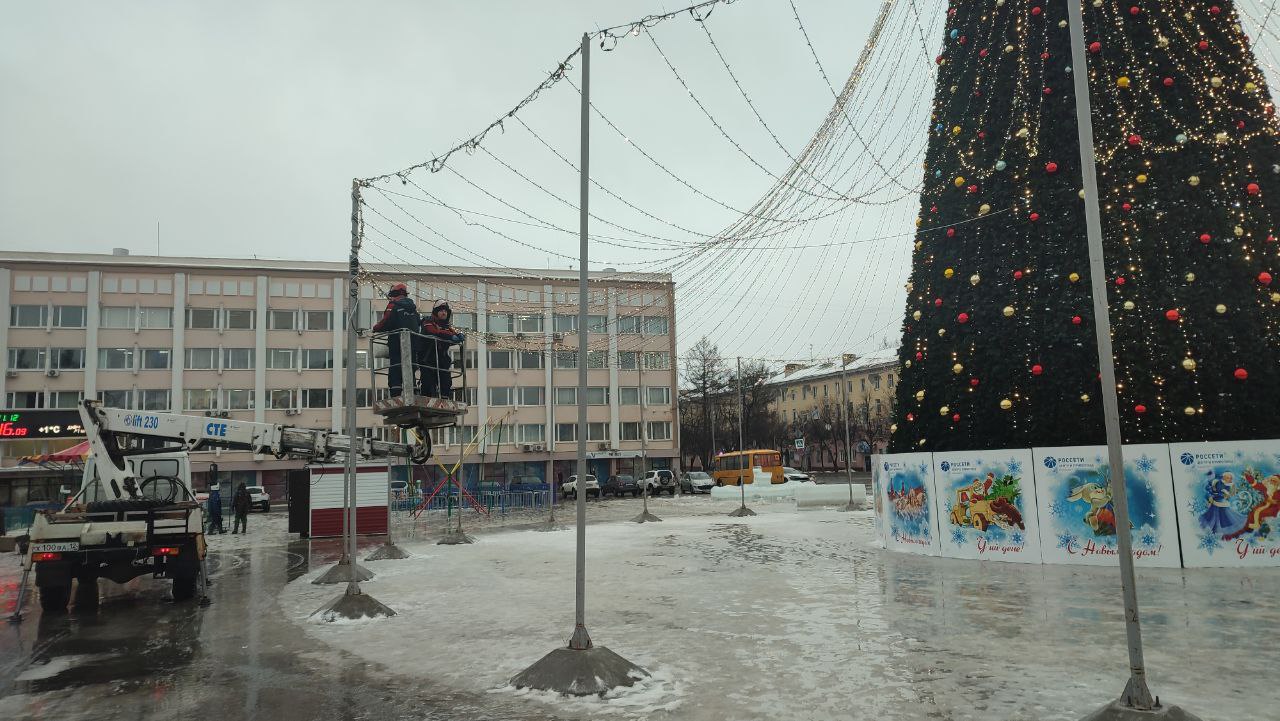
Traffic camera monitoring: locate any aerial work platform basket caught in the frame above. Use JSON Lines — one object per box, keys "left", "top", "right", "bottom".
{"left": 369, "top": 328, "right": 467, "bottom": 462}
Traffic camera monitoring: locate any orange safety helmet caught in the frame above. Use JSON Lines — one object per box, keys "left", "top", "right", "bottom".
{"left": 388, "top": 283, "right": 408, "bottom": 297}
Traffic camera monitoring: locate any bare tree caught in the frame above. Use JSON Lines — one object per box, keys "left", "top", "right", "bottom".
{"left": 680, "top": 338, "right": 729, "bottom": 470}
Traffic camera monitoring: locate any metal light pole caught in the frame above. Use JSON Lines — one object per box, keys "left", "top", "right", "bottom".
{"left": 1066, "top": 6, "right": 1197, "bottom": 721}
{"left": 312, "top": 180, "right": 393, "bottom": 620}
{"left": 512, "top": 34, "right": 644, "bottom": 695}
{"left": 838, "top": 354, "right": 858, "bottom": 512}
{"left": 728, "top": 356, "right": 755, "bottom": 517}
{"left": 633, "top": 409, "right": 661, "bottom": 523}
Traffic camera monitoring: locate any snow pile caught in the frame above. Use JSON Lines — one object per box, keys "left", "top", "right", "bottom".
{"left": 710, "top": 479, "right": 814, "bottom": 501}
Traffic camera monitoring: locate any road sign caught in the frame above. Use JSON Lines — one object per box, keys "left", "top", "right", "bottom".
{"left": 794, "top": 438, "right": 805, "bottom": 450}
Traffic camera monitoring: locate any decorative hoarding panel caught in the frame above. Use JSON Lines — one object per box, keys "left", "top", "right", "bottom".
{"left": 933, "top": 449, "right": 1041, "bottom": 564}
{"left": 879, "top": 452, "right": 939, "bottom": 556}
{"left": 1170, "top": 439, "right": 1280, "bottom": 568}
{"left": 1032, "top": 445, "right": 1181, "bottom": 568}
{"left": 871, "top": 454, "right": 885, "bottom": 547}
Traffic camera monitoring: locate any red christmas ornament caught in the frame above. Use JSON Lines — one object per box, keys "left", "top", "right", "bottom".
{"left": 1115, "top": 276, "right": 1126, "bottom": 285}
{"left": 1237, "top": 120, "right": 1246, "bottom": 130}
{"left": 1040, "top": 52, "right": 1050, "bottom": 60}
{"left": 1031, "top": 6, "right": 1042, "bottom": 16}
{"left": 1210, "top": 5, "right": 1222, "bottom": 15}
{"left": 958, "top": 35, "right": 967, "bottom": 45}
{"left": 930, "top": 204, "right": 938, "bottom": 213}
{"left": 1045, "top": 161, "right": 1059, "bottom": 174}
{"left": 1030, "top": 212, "right": 1041, "bottom": 222}
{"left": 1267, "top": 234, "right": 1277, "bottom": 243}
{"left": 1013, "top": 270, "right": 1024, "bottom": 280}
{"left": 1259, "top": 271, "right": 1274, "bottom": 285}
{"left": 974, "top": 89, "right": 983, "bottom": 97}
{"left": 978, "top": 131, "right": 986, "bottom": 139}
{"left": 946, "top": 228, "right": 956, "bottom": 238}
{"left": 935, "top": 55, "right": 944, "bottom": 65}
{"left": 907, "top": 413, "right": 915, "bottom": 422}
{"left": 1248, "top": 182, "right": 1261, "bottom": 195}
{"left": 957, "top": 312, "right": 970, "bottom": 324}
{"left": 969, "top": 378, "right": 980, "bottom": 388}
{"left": 1200, "top": 233, "right": 1212, "bottom": 244}
{"left": 1031, "top": 364, "right": 1044, "bottom": 376}
{"left": 967, "top": 184, "right": 978, "bottom": 194}
{"left": 1235, "top": 368, "right": 1249, "bottom": 380}
{"left": 1129, "top": 6, "right": 1140, "bottom": 15}
{"left": 1043, "top": 87, "right": 1053, "bottom": 96}
{"left": 1122, "top": 202, "right": 1132, "bottom": 212}
{"left": 1089, "top": 41, "right": 1102, "bottom": 54}
{"left": 1071, "top": 315, "right": 1083, "bottom": 325}
{"left": 1135, "top": 404, "right": 1148, "bottom": 414}
{"left": 934, "top": 298, "right": 943, "bottom": 307}
{"left": 915, "top": 351, "right": 923, "bottom": 361}
{"left": 1127, "top": 134, "right": 1142, "bottom": 146}
{"left": 1163, "top": 77, "right": 1174, "bottom": 87}
{"left": 979, "top": 48, "right": 989, "bottom": 58}
{"left": 1165, "top": 309, "right": 1181, "bottom": 321}
{"left": 1198, "top": 40, "right": 1209, "bottom": 51}
{"left": 952, "top": 413, "right": 961, "bottom": 423}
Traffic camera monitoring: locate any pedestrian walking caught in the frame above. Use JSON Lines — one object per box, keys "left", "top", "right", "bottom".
{"left": 232, "top": 483, "right": 251, "bottom": 534}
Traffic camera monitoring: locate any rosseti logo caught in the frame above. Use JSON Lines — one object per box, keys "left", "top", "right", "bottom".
{"left": 1179, "top": 452, "right": 1195, "bottom": 466}
{"left": 939, "top": 461, "right": 951, "bottom": 472}
{"left": 883, "top": 461, "right": 890, "bottom": 472}
{"left": 1043, "top": 456, "right": 1057, "bottom": 470}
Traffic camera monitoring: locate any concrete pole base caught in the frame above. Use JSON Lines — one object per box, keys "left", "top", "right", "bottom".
{"left": 511, "top": 645, "right": 648, "bottom": 696}
{"left": 1080, "top": 700, "right": 1203, "bottom": 721}
{"left": 310, "top": 585, "right": 396, "bottom": 622}
{"left": 728, "top": 505, "right": 757, "bottom": 517}
{"left": 631, "top": 511, "right": 663, "bottom": 523}
{"left": 437, "top": 529, "right": 475, "bottom": 545}
{"left": 838, "top": 501, "right": 862, "bottom": 512}
{"left": 365, "top": 541, "right": 411, "bottom": 561}
{"left": 311, "top": 559, "right": 374, "bottom": 585}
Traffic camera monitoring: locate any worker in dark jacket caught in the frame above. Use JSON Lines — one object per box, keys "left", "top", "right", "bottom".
{"left": 419, "top": 301, "right": 465, "bottom": 398}
{"left": 231, "top": 483, "right": 252, "bottom": 534}
{"left": 207, "top": 483, "right": 224, "bottom": 534}
{"left": 371, "top": 283, "right": 420, "bottom": 396}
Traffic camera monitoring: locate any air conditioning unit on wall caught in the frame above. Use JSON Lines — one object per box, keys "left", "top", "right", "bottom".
{"left": 532, "top": 443, "right": 546, "bottom": 452}
{"left": 597, "top": 442, "right": 610, "bottom": 451}
{"left": 46, "top": 369, "right": 60, "bottom": 377}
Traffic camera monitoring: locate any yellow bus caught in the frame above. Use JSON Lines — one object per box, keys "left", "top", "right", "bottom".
{"left": 711, "top": 449, "right": 785, "bottom": 486}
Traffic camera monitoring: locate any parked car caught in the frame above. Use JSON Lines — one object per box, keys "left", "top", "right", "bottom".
{"left": 390, "top": 480, "right": 409, "bottom": 498}
{"left": 246, "top": 485, "right": 271, "bottom": 511}
{"left": 602, "top": 474, "right": 639, "bottom": 497}
{"left": 509, "top": 475, "right": 547, "bottom": 492}
{"left": 562, "top": 474, "right": 600, "bottom": 499}
{"left": 782, "top": 467, "right": 812, "bottom": 482}
{"left": 680, "top": 471, "right": 716, "bottom": 494}
{"left": 639, "top": 470, "right": 677, "bottom": 496}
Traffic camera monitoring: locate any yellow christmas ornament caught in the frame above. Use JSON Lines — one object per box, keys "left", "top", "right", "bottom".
{"left": 1116, "top": 76, "right": 1131, "bottom": 88}
{"left": 905, "top": 282, "right": 914, "bottom": 292}
{"left": 1137, "top": 173, "right": 1148, "bottom": 184}
{"left": 1182, "top": 358, "right": 1197, "bottom": 371}
{"left": 1004, "top": 44, "right": 1014, "bottom": 54}
{"left": 1184, "top": 406, "right": 1197, "bottom": 416}
{"left": 1157, "top": 35, "right": 1170, "bottom": 48}
{"left": 1246, "top": 81, "right": 1259, "bottom": 92}
{"left": 1216, "top": 304, "right": 1228, "bottom": 314}
{"left": 1069, "top": 272, "right": 1080, "bottom": 283}
{"left": 1003, "top": 306, "right": 1015, "bottom": 317}
{"left": 1123, "top": 300, "right": 1136, "bottom": 310}
{"left": 1000, "top": 398, "right": 1013, "bottom": 410}
{"left": 938, "top": 328, "right": 947, "bottom": 337}
{"left": 904, "top": 360, "right": 912, "bottom": 368}
{"left": 979, "top": 203, "right": 991, "bottom": 215}
{"left": 1185, "top": 272, "right": 1196, "bottom": 282}
{"left": 1078, "top": 189, "right": 1086, "bottom": 199}
{"left": 1189, "top": 175, "right": 1200, "bottom": 186}
{"left": 915, "top": 217, "right": 923, "bottom": 228}
{"left": 1211, "top": 77, "right": 1223, "bottom": 88}
{"left": 890, "top": 424, "right": 898, "bottom": 433}
{"left": 1235, "top": 226, "right": 1245, "bottom": 237}
{"left": 944, "top": 268, "right": 955, "bottom": 279}
{"left": 913, "top": 310, "right": 922, "bottom": 321}
{"left": 1216, "top": 131, "right": 1229, "bottom": 143}
{"left": 1271, "top": 292, "right": 1280, "bottom": 302}
{"left": 955, "top": 176, "right": 966, "bottom": 187}
{"left": 1081, "top": 394, "right": 1091, "bottom": 403}
{"left": 915, "top": 240, "right": 923, "bottom": 251}
{"left": 939, "top": 406, "right": 950, "bottom": 416}
{"left": 969, "top": 274, "right": 981, "bottom": 286}
{"left": 915, "top": 390, "right": 925, "bottom": 402}
{"left": 952, "top": 363, "right": 964, "bottom": 374}
{"left": 1016, "top": 127, "right": 1030, "bottom": 138}
{"left": 952, "top": 125, "right": 962, "bottom": 135}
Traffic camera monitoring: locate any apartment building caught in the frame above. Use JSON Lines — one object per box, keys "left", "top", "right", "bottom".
{"left": 0, "top": 250, "right": 678, "bottom": 498}
{"left": 767, "top": 347, "right": 899, "bottom": 470}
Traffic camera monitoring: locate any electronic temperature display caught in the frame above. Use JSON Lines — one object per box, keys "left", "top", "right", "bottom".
{"left": 0, "top": 410, "right": 86, "bottom": 439}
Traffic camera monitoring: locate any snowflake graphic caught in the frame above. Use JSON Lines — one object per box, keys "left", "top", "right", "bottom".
{"left": 1187, "top": 495, "right": 1208, "bottom": 517}
{"left": 944, "top": 498, "right": 953, "bottom": 516}
{"left": 1007, "top": 459, "right": 1023, "bottom": 475}
{"left": 1135, "top": 455, "right": 1157, "bottom": 475}
{"left": 917, "top": 462, "right": 929, "bottom": 476}
{"left": 1197, "top": 532, "right": 1222, "bottom": 555}
{"left": 951, "top": 528, "right": 967, "bottom": 546}
{"left": 1140, "top": 532, "right": 1158, "bottom": 548}
{"left": 1049, "top": 500, "right": 1066, "bottom": 518}
{"left": 1057, "top": 532, "right": 1076, "bottom": 549}
{"left": 1011, "top": 532, "right": 1025, "bottom": 546}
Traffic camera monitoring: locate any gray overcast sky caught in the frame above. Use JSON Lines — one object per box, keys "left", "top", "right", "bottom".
{"left": 1, "top": 0, "right": 948, "bottom": 362}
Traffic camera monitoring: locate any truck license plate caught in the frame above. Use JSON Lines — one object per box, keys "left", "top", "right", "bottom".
{"left": 31, "top": 542, "right": 80, "bottom": 553}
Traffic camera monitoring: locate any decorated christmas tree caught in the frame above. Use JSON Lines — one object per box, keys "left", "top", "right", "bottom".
{"left": 890, "top": 1, "right": 1280, "bottom": 452}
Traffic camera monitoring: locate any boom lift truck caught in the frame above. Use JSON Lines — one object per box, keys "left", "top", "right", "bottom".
{"left": 14, "top": 390, "right": 461, "bottom": 616}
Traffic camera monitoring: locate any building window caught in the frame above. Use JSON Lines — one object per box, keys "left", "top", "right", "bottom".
{"left": 5, "top": 391, "right": 44, "bottom": 409}
{"left": 10, "top": 305, "right": 48, "bottom": 328}
{"left": 269, "top": 309, "right": 297, "bottom": 330}
{"left": 553, "top": 314, "right": 578, "bottom": 333}
{"left": 554, "top": 387, "right": 577, "bottom": 405}
{"left": 488, "top": 387, "right": 515, "bottom": 406}
{"left": 98, "top": 348, "right": 135, "bottom": 371}
{"left": 101, "top": 306, "right": 136, "bottom": 329}
{"left": 587, "top": 315, "right": 608, "bottom": 334}
{"left": 225, "top": 389, "right": 255, "bottom": 410}
{"left": 141, "top": 349, "right": 171, "bottom": 370}
{"left": 620, "top": 422, "right": 642, "bottom": 441}
{"left": 303, "top": 349, "right": 333, "bottom": 370}
{"left": 586, "top": 422, "right": 609, "bottom": 441}
{"left": 888, "top": 373, "right": 895, "bottom": 388}
{"left": 223, "top": 348, "right": 254, "bottom": 370}
{"left": 556, "top": 423, "right": 577, "bottom": 442}
{"left": 860, "top": 378, "right": 866, "bottom": 392}
{"left": 303, "top": 389, "right": 332, "bottom": 408}
{"left": 646, "top": 421, "right": 673, "bottom": 441}
{"left": 619, "top": 387, "right": 640, "bottom": 405}
{"left": 871, "top": 374, "right": 881, "bottom": 391}
{"left": 452, "top": 312, "right": 476, "bottom": 330}
{"left": 587, "top": 350, "right": 608, "bottom": 369}
{"left": 49, "top": 390, "right": 83, "bottom": 409}
{"left": 517, "top": 314, "right": 544, "bottom": 333}
{"left": 355, "top": 388, "right": 376, "bottom": 408}
{"left": 646, "top": 386, "right": 672, "bottom": 406}
{"left": 51, "top": 348, "right": 85, "bottom": 370}
{"left": 643, "top": 351, "right": 671, "bottom": 370}
{"left": 489, "top": 350, "right": 513, "bottom": 369}
{"left": 586, "top": 387, "right": 609, "bottom": 405}
{"left": 464, "top": 350, "right": 478, "bottom": 369}
{"left": 139, "top": 307, "right": 173, "bottom": 329}
{"left": 99, "top": 389, "right": 134, "bottom": 409}
{"left": 876, "top": 398, "right": 884, "bottom": 413}
{"left": 304, "top": 311, "right": 332, "bottom": 331}
{"left": 488, "top": 313, "right": 514, "bottom": 333}
{"left": 140, "top": 389, "right": 170, "bottom": 411}
{"left": 184, "top": 389, "right": 217, "bottom": 411}
{"left": 617, "top": 316, "right": 641, "bottom": 335}
{"left": 53, "top": 305, "right": 86, "bottom": 328}
{"left": 186, "top": 308, "right": 218, "bottom": 329}
{"left": 267, "top": 348, "right": 296, "bottom": 370}
{"left": 618, "top": 352, "right": 639, "bottom": 370}
{"left": 518, "top": 351, "right": 544, "bottom": 369}
{"left": 268, "top": 389, "right": 296, "bottom": 409}
{"left": 224, "top": 309, "right": 255, "bottom": 330}
{"left": 185, "top": 348, "right": 218, "bottom": 370}
{"left": 554, "top": 351, "right": 578, "bottom": 369}
{"left": 461, "top": 387, "right": 478, "bottom": 406}
{"left": 517, "top": 424, "right": 546, "bottom": 443}
{"left": 643, "top": 316, "right": 670, "bottom": 335}
{"left": 519, "top": 386, "right": 545, "bottom": 406}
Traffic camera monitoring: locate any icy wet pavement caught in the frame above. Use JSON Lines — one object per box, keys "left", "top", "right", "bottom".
{"left": 285, "top": 496, "right": 1279, "bottom": 721}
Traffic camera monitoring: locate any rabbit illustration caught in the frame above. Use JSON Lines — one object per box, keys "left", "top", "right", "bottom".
{"left": 1067, "top": 481, "right": 1116, "bottom": 535}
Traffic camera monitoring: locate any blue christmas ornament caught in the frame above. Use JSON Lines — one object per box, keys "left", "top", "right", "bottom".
{"left": 995, "top": 160, "right": 1007, "bottom": 171}
{"left": 935, "top": 170, "right": 942, "bottom": 178}
{"left": 950, "top": 29, "right": 959, "bottom": 39}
